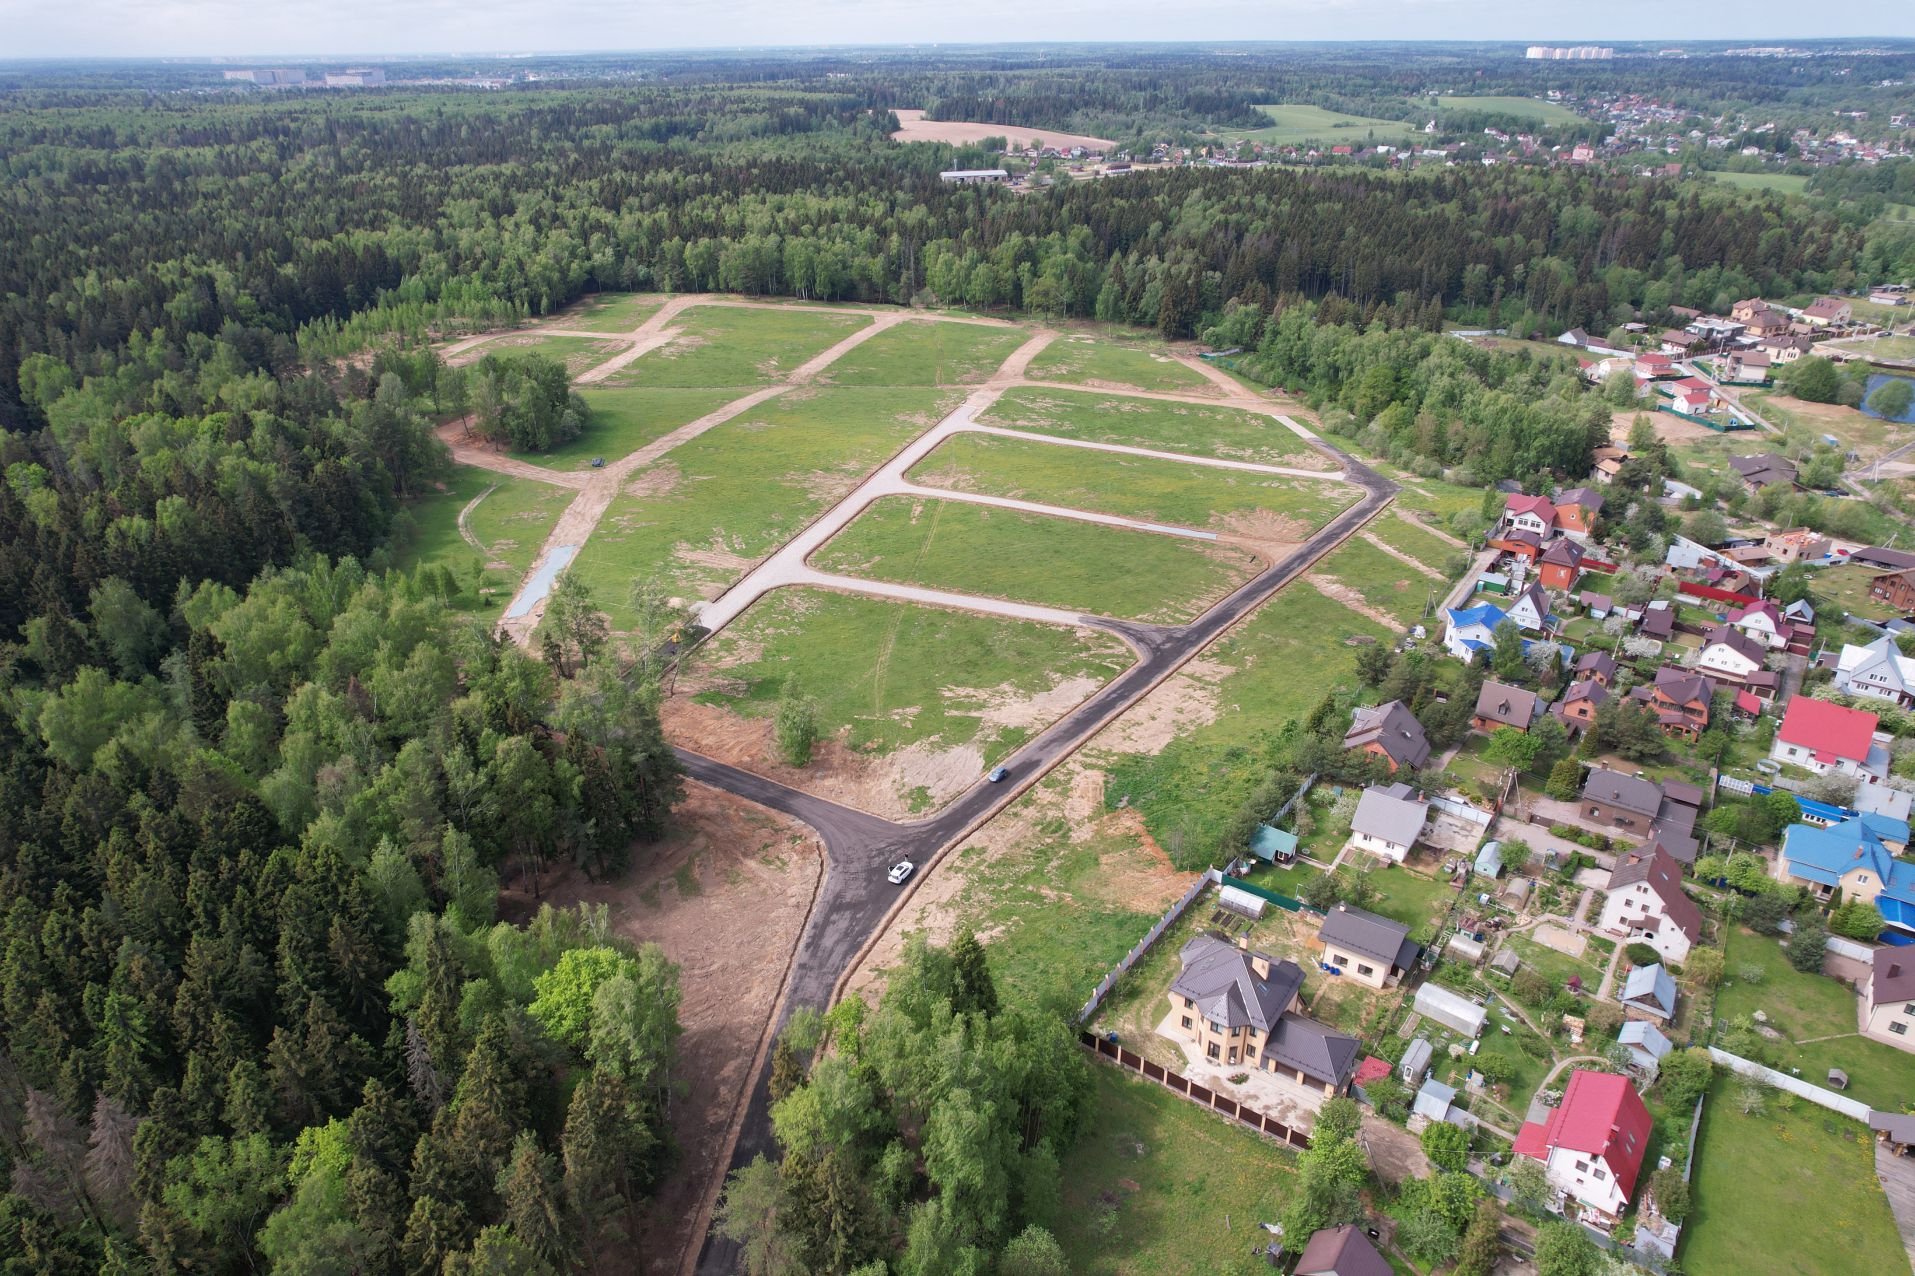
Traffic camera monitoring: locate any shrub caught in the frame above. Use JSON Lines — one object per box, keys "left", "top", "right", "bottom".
{"left": 1624, "top": 942, "right": 1659, "bottom": 968}
{"left": 1785, "top": 915, "right": 1829, "bottom": 973}
{"left": 1421, "top": 1120, "right": 1470, "bottom": 1172}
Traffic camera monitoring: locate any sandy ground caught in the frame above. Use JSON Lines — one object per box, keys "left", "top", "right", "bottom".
{"left": 889, "top": 108, "right": 1115, "bottom": 152}
{"left": 514, "top": 781, "right": 824, "bottom": 1276}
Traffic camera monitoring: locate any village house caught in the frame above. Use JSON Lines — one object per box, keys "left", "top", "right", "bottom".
{"left": 1862, "top": 959, "right": 1915, "bottom": 1053}
{"left": 1537, "top": 538, "right": 1586, "bottom": 591}
{"left": 1474, "top": 680, "right": 1540, "bottom": 734}
{"left": 1348, "top": 782, "right": 1428, "bottom": 864}
{"left": 1779, "top": 814, "right": 1915, "bottom": 938}
{"left": 1554, "top": 678, "right": 1609, "bottom": 732}
{"left": 1342, "top": 699, "right": 1432, "bottom": 773}
{"left": 1513, "top": 1069, "right": 1652, "bottom": 1225}
{"left": 1620, "top": 963, "right": 1678, "bottom": 1021}
{"left": 1769, "top": 696, "right": 1890, "bottom": 783}
{"left": 1617, "top": 1021, "right": 1673, "bottom": 1073}
{"left": 1633, "top": 352, "right": 1678, "bottom": 381}
{"left": 1575, "top": 649, "right": 1619, "bottom": 687}
{"left": 1579, "top": 590, "right": 1613, "bottom": 619}
{"left": 1801, "top": 296, "right": 1853, "bottom": 326}
{"left": 1726, "top": 599, "right": 1791, "bottom": 650}
{"left": 1835, "top": 634, "right": 1915, "bottom": 706}
{"left": 1658, "top": 329, "right": 1696, "bottom": 355}
{"left": 1502, "top": 493, "right": 1557, "bottom": 537}
{"left": 1599, "top": 846, "right": 1703, "bottom": 965}
{"left": 1666, "top": 378, "right": 1714, "bottom": 414}
{"left": 1870, "top": 567, "right": 1915, "bottom": 613}
{"left": 1729, "top": 298, "right": 1772, "bottom": 324}
{"left": 1720, "top": 349, "right": 1771, "bottom": 383}
{"left": 1443, "top": 602, "right": 1507, "bottom": 661}
{"left": 1759, "top": 332, "right": 1815, "bottom": 363}
{"left": 1695, "top": 625, "right": 1768, "bottom": 686}
{"left": 1628, "top": 667, "right": 1714, "bottom": 741}
{"left": 1765, "top": 526, "right": 1832, "bottom": 564}
{"left": 1164, "top": 936, "right": 1360, "bottom": 1092}
{"left": 1316, "top": 904, "right": 1419, "bottom": 990}
{"left": 1635, "top": 600, "right": 1676, "bottom": 643}
{"left": 1591, "top": 445, "right": 1630, "bottom": 483}
{"left": 1555, "top": 488, "right": 1604, "bottom": 534}
{"left": 1852, "top": 545, "right": 1915, "bottom": 572}
{"left": 1727, "top": 452, "right": 1798, "bottom": 491}
{"left": 1294, "top": 1225, "right": 1394, "bottom": 1276}
{"left": 1488, "top": 525, "right": 1546, "bottom": 562}
{"left": 1504, "top": 580, "right": 1552, "bottom": 633}
{"left": 1580, "top": 769, "right": 1701, "bottom": 860}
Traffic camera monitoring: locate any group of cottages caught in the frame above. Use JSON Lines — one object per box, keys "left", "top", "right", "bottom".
{"left": 1163, "top": 936, "right": 1360, "bottom": 1093}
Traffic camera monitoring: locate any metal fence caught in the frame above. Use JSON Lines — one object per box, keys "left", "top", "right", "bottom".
{"left": 1076, "top": 869, "right": 1218, "bottom": 1024}
{"left": 1078, "top": 1031, "right": 1313, "bottom": 1150}
{"left": 1706, "top": 1047, "right": 1873, "bottom": 1121}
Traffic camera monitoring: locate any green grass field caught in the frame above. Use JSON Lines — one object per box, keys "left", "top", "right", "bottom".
{"left": 1102, "top": 582, "right": 1391, "bottom": 856}
{"left": 1025, "top": 334, "right": 1217, "bottom": 395}
{"left": 556, "top": 292, "right": 668, "bottom": 334}
{"left": 1683, "top": 1075, "right": 1903, "bottom": 1276}
{"left": 690, "top": 587, "right": 1131, "bottom": 762}
{"left": 473, "top": 332, "right": 626, "bottom": 376}
{"left": 513, "top": 387, "right": 739, "bottom": 470}
{"left": 1057, "top": 1066, "right": 1301, "bottom": 1275}
{"left": 819, "top": 320, "right": 1028, "bottom": 387}
{"left": 1418, "top": 94, "right": 1582, "bottom": 127}
{"left": 1812, "top": 562, "right": 1903, "bottom": 622}
{"left": 978, "top": 386, "right": 1321, "bottom": 466}
{"left": 1233, "top": 103, "right": 1420, "bottom": 148}
{"left": 1716, "top": 926, "right": 1911, "bottom": 1111}
{"left": 1310, "top": 535, "right": 1443, "bottom": 627}
{"left": 1356, "top": 864, "right": 1456, "bottom": 942}
{"left": 812, "top": 496, "right": 1262, "bottom": 624}
{"left": 566, "top": 387, "right": 958, "bottom": 623}
{"left": 1368, "top": 511, "right": 1465, "bottom": 573}
{"left": 605, "top": 305, "right": 870, "bottom": 388}
{"left": 395, "top": 465, "right": 573, "bottom": 596}
{"left": 910, "top": 432, "right": 1355, "bottom": 538}
{"left": 1707, "top": 171, "right": 1811, "bottom": 197}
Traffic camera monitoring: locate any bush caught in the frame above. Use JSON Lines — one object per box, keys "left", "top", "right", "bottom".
{"left": 1659, "top": 1049, "right": 1714, "bottom": 1107}
{"left": 1624, "top": 942, "right": 1660, "bottom": 968}
{"left": 1421, "top": 1120, "right": 1470, "bottom": 1171}
{"left": 1785, "top": 914, "right": 1829, "bottom": 973}
{"left": 1831, "top": 899, "right": 1886, "bottom": 941}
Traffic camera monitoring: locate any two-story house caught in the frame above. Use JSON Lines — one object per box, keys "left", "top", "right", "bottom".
{"left": 1835, "top": 635, "right": 1915, "bottom": 707}
{"left": 1164, "top": 936, "right": 1361, "bottom": 1094}
{"left": 1473, "top": 680, "right": 1539, "bottom": 734}
{"left": 1553, "top": 678, "right": 1609, "bottom": 733}
{"left": 1513, "top": 1070, "right": 1652, "bottom": 1226}
{"left": 1629, "top": 667, "right": 1714, "bottom": 741}
{"left": 1779, "top": 814, "right": 1915, "bottom": 939}
{"left": 1342, "top": 699, "right": 1432, "bottom": 773}
{"left": 1727, "top": 600, "right": 1790, "bottom": 650}
{"left": 1315, "top": 904, "right": 1419, "bottom": 990}
{"left": 1537, "top": 539, "right": 1586, "bottom": 592}
{"left": 1502, "top": 493, "right": 1557, "bottom": 538}
{"left": 1598, "top": 847, "right": 1703, "bottom": 965}
{"left": 1504, "top": 581, "right": 1552, "bottom": 633}
{"left": 1574, "top": 649, "right": 1618, "bottom": 688}
{"left": 1863, "top": 959, "right": 1915, "bottom": 1054}
{"left": 1769, "top": 696, "right": 1889, "bottom": 783}
{"left": 1696, "top": 625, "right": 1767, "bottom": 686}
{"left": 1555, "top": 488, "right": 1603, "bottom": 535}
{"left": 1443, "top": 602, "right": 1506, "bottom": 662}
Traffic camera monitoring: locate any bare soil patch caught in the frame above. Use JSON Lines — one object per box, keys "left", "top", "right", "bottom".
{"left": 624, "top": 461, "right": 684, "bottom": 500}
{"left": 1304, "top": 573, "right": 1407, "bottom": 632}
{"left": 1218, "top": 509, "right": 1313, "bottom": 543}
{"left": 889, "top": 108, "right": 1115, "bottom": 152}
{"left": 1091, "top": 655, "right": 1230, "bottom": 756}
{"left": 514, "top": 781, "right": 823, "bottom": 1276}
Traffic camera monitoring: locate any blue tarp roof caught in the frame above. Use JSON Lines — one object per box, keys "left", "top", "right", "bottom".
{"left": 1880, "top": 896, "right": 1915, "bottom": 935}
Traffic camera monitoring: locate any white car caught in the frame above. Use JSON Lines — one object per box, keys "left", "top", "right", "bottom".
{"left": 887, "top": 860, "right": 915, "bottom": 885}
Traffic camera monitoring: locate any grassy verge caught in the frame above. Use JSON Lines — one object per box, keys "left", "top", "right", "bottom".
{"left": 516, "top": 387, "right": 741, "bottom": 470}
{"left": 1368, "top": 512, "right": 1465, "bottom": 572}
{"left": 1310, "top": 536, "right": 1444, "bottom": 627}
{"left": 1682, "top": 1074, "right": 1903, "bottom": 1276}
{"left": 812, "top": 495, "right": 1263, "bottom": 623}
{"left": 978, "top": 386, "right": 1321, "bottom": 465}
{"left": 690, "top": 588, "right": 1132, "bottom": 762}
{"left": 1025, "top": 334, "right": 1218, "bottom": 395}
{"left": 606, "top": 304, "right": 869, "bottom": 387}
{"left": 566, "top": 386, "right": 957, "bottom": 621}
{"left": 819, "top": 320, "right": 1028, "bottom": 386}
{"left": 911, "top": 432, "right": 1356, "bottom": 537}
{"left": 1057, "top": 1065, "right": 1300, "bottom": 1275}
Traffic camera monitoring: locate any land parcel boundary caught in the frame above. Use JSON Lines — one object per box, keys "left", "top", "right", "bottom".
{"left": 604, "top": 304, "right": 870, "bottom": 388}
{"left": 977, "top": 386, "right": 1325, "bottom": 467}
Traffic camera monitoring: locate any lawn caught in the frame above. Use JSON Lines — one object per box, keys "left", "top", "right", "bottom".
{"left": 977, "top": 386, "right": 1323, "bottom": 466}
{"left": 394, "top": 464, "right": 572, "bottom": 586}
{"left": 605, "top": 305, "right": 870, "bottom": 388}
{"left": 1353, "top": 863, "right": 1455, "bottom": 942}
{"left": 514, "top": 387, "right": 740, "bottom": 470}
{"left": 1828, "top": 334, "right": 1915, "bottom": 362}
{"left": 818, "top": 320, "right": 1028, "bottom": 387}
{"left": 1716, "top": 925, "right": 1911, "bottom": 1111}
{"left": 1812, "top": 561, "right": 1902, "bottom": 622}
{"left": 1102, "top": 582, "right": 1391, "bottom": 856}
{"left": 911, "top": 432, "right": 1356, "bottom": 538}
{"left": 1310, "top": 535, "right": 1444, "bottom": 627}
{"left": 555, "top": 291, "right": 668, "bottom": 334}
{"left": 689, "top": 587, "right": 1132, "bottom": 763}
{"left": 1056, "top": 1065, "right": 1301, "bottom": 1276}
{"left": 811, "top": 495, "right": 1263, "bottom": 624}
{"left": 1682, "top": 1075, "right": 1904, "bottom": 1276}
{"left": 1707, "top": 170, "right": 1811, "bottom": 197}
{"left": 1418, "top": 94, "right": 1583, "bottom": 127}
{"left": 1024, "top": 334, "right": 1218, "bottom": 396}
{"left": 1503, "top": 934, "right": 1605, "bottom": 994}
{"left": 565, "top": 386, "right": 957, "bottom": 622}
{"left": 1373, "top": 463, "right": 1486, "bottom": 526}
{"left": 472, "top": 332, "right": 626, "bottom": 376}
{"left": 1232, "top": 103, "right": 1421, "bottom": 149}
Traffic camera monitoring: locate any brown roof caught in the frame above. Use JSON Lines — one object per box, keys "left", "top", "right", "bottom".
{"left": 1702, "top": 625, "right": 1767, "bottom": 666}
{"left": 1343, "top": 699, "right": 1432, "bottom": 770}
{"left": 1650, "top": 667, "right": 1715, "bottom": 708}
{"left": 1474, "top": 681, "right": 1539, "bottom": 729}
{"left": 1296, "top": 1225, "right": 1393, "bottom": 1276}
{"left": 1606, "top": 846, "right": 1704, "bottom": 943}
{"left": 1873, "top": 959, "right": 1915, "bottom": 1006}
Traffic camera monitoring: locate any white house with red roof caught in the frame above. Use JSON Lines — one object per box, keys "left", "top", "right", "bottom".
{"left": 1503, "top": 493, "right": 1557, "bottom": 537}
{"left": 1769, "top": 697, "right": 1890, "bottom": 783}
{"left": 1513, "top": 1070, "right": 1652, "bottom": 1225}
{"left": 1727, "top": 599, "right": 1790, "bottom": 650}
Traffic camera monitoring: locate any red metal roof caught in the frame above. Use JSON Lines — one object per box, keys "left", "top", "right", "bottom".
{"left": 1505, "top": 493, "right": 1557, "bottom": 520}
{"left": 1777, "top": 696, "right": 1878, "bottom": 765}
{"left": 1355, "top": 1055, "right": 1393, "bottom": 1086}
{"left": 1518, "top": 1070, "right": 1652, "bottom": 1202}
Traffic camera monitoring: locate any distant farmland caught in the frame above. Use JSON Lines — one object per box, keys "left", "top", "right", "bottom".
{"left": 890, "top": 109, "right": 1115, "bottom": 152}
{"left": 1229, "top": 104, "right": 1420, "bottom": 148}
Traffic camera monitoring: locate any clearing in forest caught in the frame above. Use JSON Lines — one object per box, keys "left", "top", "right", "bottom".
{"left": 819, "top": 320, "right": 1029, "bottom": 387}
{"left": 602, "top": 305, "right": 870, "bottom": 388}
{"left": 398, "top": 465, "right": 574, "bottom": 585}
{"left": 468, "top": 332, "right": 627, "bottom": 375}
{"left": 553, "top": 291, "right": 670, "bottom": 334}
{"left": 524, "top": 387, "right": 742, "bottom": 471}
{"left": 1024, "top": 333, "right": 1219, "bottom": 396}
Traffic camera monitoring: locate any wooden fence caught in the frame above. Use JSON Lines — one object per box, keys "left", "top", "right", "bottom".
{"left": 1079, "top": 1031, "right": 1312, "bottom": 1150}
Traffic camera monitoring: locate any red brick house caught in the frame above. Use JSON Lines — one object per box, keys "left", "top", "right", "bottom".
{"left": 1871, "top": 568, "right": 1915, "bottom": 614}
{"left": 1629, "top": 668, "right": 1715, "bottom": 741}
{"left": 1555, "top": 488, "right": 1603, "bottom": 534}
{"left": 1554, "top": 678, "right": 1609, "bottom": 732}
{"left": 1474, "top": 681, "right": 1540, "bottom": 734}
{"left": 1538, "top": 538, "right": 1586, "bottom": 591}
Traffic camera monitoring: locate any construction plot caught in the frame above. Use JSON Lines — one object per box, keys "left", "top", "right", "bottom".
{"left": 819, "top": 320, "right": 1029, "bottom": 387}
{"left": 517, "top": 387, "right": 741, "bottom": 472}
{"left": 396, "top": 465, "right": 574, "bottom": 586}
{"left": 1024, "top": 333, "right": 1221, "bottom": 396}
{"left": 978, "top": 385, "right": 1328, "bottom": 467}
{"left": 459, "top": 331, "right": 627, "bottom": 375}
{"left": 551, "top": 291, "right": 669, "bottom": 334}
{"left": 602, "top": 305, "right": 870, "bottom": 388}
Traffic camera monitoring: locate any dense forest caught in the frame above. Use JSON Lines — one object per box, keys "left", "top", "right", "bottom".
{"left": 0, "top": 46, "right": 1908, "bottom": 1273}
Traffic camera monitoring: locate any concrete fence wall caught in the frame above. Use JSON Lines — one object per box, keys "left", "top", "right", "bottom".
{"left": 1429, "top": 795, "right": 1494, "bottom": 827}
{"left": 1706, "top": 1047, "right": 1873, "bottom": 1121}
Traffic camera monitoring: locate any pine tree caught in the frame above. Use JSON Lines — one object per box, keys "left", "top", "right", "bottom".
{"left": 949, "top": 929, "right": 999, "bottom": 1019}
{"left": 497, "top": 1132, "right": 570, "bottom": 1270}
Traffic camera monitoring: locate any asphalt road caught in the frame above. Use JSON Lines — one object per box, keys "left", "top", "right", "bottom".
{"left": 688, "top": 437, "right": 1395, "bottom": 1275}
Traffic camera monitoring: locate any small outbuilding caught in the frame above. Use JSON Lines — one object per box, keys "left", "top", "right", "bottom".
{"left": 1413, "top": 983, "right": 1488, "bottom": 1038}
{"left": 1490, "top": 946, "right": 1522, "bottom": 977}
{"left": 1413, "top": 1078, "right": 1457, "bottom": 1123}
{"left": 1398, "top": 1037, "right": 1433, "bottom": 1085}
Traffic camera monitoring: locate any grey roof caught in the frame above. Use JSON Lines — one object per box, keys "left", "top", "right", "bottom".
{"left": 1261, "top": 1014, "right": 1360, "bottom": 1087}
{"left": 1295, "top": 1225, "right": 1393, "bottom": 1276}
{"left": 1343, "top": 699, "right": 1432, "bottom": 770}
{"left": 1169, "top": 936, "right": 1302, "bottom": 1033}
{"left": 1317, "top": 903, "right": 1419, "bottom": 971}
{"left": 1619, "top": 1020, "right": 1673, "bottom": 1061}
{"left": 1351, "top": 784, "right": 1428, "bottom": 846}
{"left": 1622, "top": 963, "right": 1678, "bottom": 1018}
{"left": 1583, "top": 767, "right": 1663, "bottom": 818}
{"left": 1474, "top": 680, "right": 1539, "bottom": 729}
{"left": 1558, "top": 487, "right": 1604, "bottom": 512}
{"left": 1491, "top": 946, "right": 1522, "bottom": 974}
{"left": 1855, "top": 783, "right": 1915, "bottom": 823}
{"left": 1416, "top": 1078, "right": 1457, "bottom": 1109}
{"left": 1871, "top": 1111, "right": 1915, "bottom": 1144}
{"left": 1729, "top": 453, "right": 1797, "bottom": 487}
{"left": 1856, "top": 545, "right": 1915, "bottom": 571}
{"left": 1399, "top": 1037, "right": 1433, "bottom": 1081}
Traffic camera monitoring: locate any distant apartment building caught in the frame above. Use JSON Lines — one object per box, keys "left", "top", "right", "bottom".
{"left": 223, "top": 69, "right": 307, "bottom": 85}
{"left": 324, "top": 68, "right": 388, "bottom": 87}
{"left": 1526, "top": 46, "right": 1614, "bottom": 60}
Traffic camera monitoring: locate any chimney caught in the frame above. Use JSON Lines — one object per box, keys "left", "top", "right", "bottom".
{"left": 1235, "top": 933, "right": 1249, "bottom": 951}
{"left": 1250, "top": 954, "right": 1272, "bottom": 981}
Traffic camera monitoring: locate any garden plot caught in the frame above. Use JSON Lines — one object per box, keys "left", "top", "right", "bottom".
{"left": 819, "top": 320, "right": 1028, "bottom": 387}
{"left": 520, "top": 387, "right": 740, "bottom": 471}
{"left": 811, "top": 495, "right": 1264, "bottom": 624}
{"left": 672, "top": 588, "right": 1133, "bottom": 818}
{"left": 909, "top": 432, "right": 1356, "bottom": 544}
{"left": 602, "top": 304, "right": 870, "bottom": 387}
{"left": 1024, "top": 333, "right": 1220, "bottom": 396}
{"left": 563, "top": 386, "right": 958, "bottom": 626}
{"left": 977, "top": 386, "right": 1327, "bottom": 467}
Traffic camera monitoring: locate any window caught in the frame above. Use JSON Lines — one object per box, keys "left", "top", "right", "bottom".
{"left": 1208, "top": 1020, "right": 1225, "bottom": 1034}
{"left": 1574, "top": 1160, "right": 1590, "bottom": 1173}
{"left": 1893, "top": 1022, "right": 1908, "bottom": 1036}
{"left": 1181, "top": 1016, "right": 1192, "bottom": 1030}
{"left": 1903, "top": 1003, "right": 1914, "bottom": 1017}
{"left": 1592, "top": 1166, "right": 1606, "bottom": 1181}
{"left": 1207, "top": 1043, "right": 1221, "bottom": 1060}
{"left": 1183, "top": 997, "right": 1193, "bottom": 1010}
{"left": 1357, "top": 964, "right": 1375, "bottom": 977}
{"left": 1228, "top": 1049, "right": 1238, "bottom": 1065}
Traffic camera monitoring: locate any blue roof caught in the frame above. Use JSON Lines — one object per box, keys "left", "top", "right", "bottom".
{"left": 1447, "top": 603, "right": 1507, "bottom": 629}
{"left": 1460, "top": 638, "right": 1491, "bottom": 653}
{"left": 1783, "top": 817, "right": 1915, "bottom": 904}
{"left": 1881, "top": 895, "right": 1915, "bottom": 935}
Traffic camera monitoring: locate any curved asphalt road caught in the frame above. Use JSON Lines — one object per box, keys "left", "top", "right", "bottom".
{"left": 687, "top": 435, "right": 1396, "bottom": 1275}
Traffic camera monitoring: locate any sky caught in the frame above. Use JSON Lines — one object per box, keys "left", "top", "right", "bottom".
{"left": 2, "top": 0, "right": 1912, "bottom": 59}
